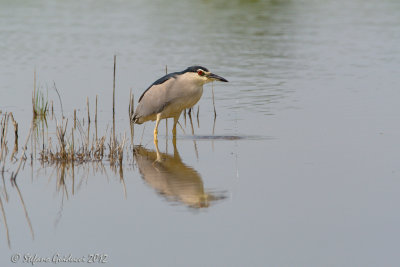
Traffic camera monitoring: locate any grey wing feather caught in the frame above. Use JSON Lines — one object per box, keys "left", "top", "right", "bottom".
{"left": 138, "top": 72, "right": 179, "bottom": 102}
{"left": 133, "top": 77, "right": 176, "bottom": 123}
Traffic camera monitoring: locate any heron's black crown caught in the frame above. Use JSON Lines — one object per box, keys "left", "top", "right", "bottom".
{"left": 183, "top": 66, "right": 209, "bottom": 73}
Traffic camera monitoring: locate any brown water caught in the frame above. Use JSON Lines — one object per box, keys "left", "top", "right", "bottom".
{"left": 1, "top": 0, "right": 400, "bottom": 266}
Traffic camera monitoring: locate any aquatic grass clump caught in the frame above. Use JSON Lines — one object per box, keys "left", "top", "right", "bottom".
{"left": 32, "top": 88, "right": 49, "bottom": 118}
{"left": 36, "top": 93, "right": 123, "bottom": 166}
{"left": 39, "top": 119, "right": 108, "bottom": 164}
{"left": 108, "top": 134, "right": 126, "bottom": 166}
{"left": 32, "top": 70, "right": 49, "bottom": 118}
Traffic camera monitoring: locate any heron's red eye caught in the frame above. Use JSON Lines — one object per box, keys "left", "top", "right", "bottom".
{"left": 197, "top": 70, "right": 204, "bottom": 76}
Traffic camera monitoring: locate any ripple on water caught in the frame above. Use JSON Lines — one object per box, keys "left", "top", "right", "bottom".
{"left": 180, "top": 135, "right": 272, "bottom": 141}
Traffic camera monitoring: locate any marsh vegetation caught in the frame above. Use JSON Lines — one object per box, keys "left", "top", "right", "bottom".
{"left": 0, "top": 59, "right": 229, "bottom": 247}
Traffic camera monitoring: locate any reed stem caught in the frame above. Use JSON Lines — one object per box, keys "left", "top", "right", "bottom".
{"left": 112, "top": 55, "right": 116, "bottom": 147}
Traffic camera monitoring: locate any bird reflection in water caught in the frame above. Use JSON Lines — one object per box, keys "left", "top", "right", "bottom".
{"left": 133, "top": 140, "right": 226, "bottom": 209}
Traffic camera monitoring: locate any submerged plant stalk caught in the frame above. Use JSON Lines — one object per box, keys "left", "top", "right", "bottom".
{"left": 212, "top": 81, "right": 217, "bottom": 118}
{"left": 112, "top": 55, "right": 116, "bottom": 147}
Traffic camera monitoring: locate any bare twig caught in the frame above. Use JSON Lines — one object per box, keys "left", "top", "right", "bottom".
{"left": 74, "top": 109, "right": 76, "bottom": 129}
{"left": 9, "top": 113, "right": 18, "bottom": 160}
{"left": 95, "top": 95, "right": 98, "bottom": 141}
{"left": 196, "top": 105, "right": 200, "bottom": 128}
{"left": 212, "top": 81, "right": 217, "bottom": 118}
{"left": 0, "top": 113, "right": 9, "bottom": 162}
{"left": 53, "top": 82, "right": 64, "bottom": 118}
{"left": 112, "top": 55, "right": 116, "bottom": 147}
{"left": 86, "top": 96, "right": 90, "bottom": 124}
{"left": 33, "top": 69, "right": 36, "bottom": 115}
{"left": 129, "top": 89, "right": 134, "bottom": 145}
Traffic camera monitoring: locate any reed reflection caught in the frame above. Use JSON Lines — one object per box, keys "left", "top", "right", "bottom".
{"left": 0, "top": 172, "right": 34, "bottom": 248}
{"left": 134, "top": 140, "right": 226, "bottom": 209}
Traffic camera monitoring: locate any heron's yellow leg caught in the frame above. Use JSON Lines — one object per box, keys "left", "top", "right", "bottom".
{"left": 172, "top": 115, "right": 179, "bottom": 138}
{"left": 154, "top": 113, "right": 161, "bottom": 142}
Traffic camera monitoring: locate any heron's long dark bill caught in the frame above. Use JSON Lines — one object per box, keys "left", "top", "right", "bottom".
{"left": 207, "top": 73, "right": 228, "bottom": 82}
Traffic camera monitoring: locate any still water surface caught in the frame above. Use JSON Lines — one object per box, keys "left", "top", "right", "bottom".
{"left": 1, "top": 0, "right": 400, "bottom": 266}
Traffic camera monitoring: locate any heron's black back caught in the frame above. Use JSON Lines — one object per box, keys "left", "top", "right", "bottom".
{"left": 138, "top": 65, "right": 209, "bottom": 102}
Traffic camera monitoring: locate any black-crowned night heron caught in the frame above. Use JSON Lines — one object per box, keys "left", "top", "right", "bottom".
{"left": 132, "top": 65, "right": 228, "bottom": 141}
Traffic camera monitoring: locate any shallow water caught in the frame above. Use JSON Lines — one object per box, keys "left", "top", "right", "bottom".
{"left": 1, "top": 0, "right": 400, "bottom": 266}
